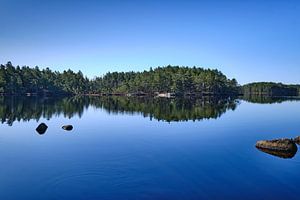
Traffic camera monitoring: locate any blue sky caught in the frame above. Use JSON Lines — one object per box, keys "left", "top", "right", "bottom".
{"left": 0, "top": 0, "right": 299, "bottom": 84}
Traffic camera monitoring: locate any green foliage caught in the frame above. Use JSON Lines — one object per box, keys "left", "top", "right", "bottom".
{"left": 242, "top": 82, "right": 299, "bottom": 96}
{"left": 90, "top": 65, "right": 239, "bottom": 96}
{"left": 0, "top": 62, "right": 240, "bottom": 96}
{"left": 0, "top": 62, "right": 89, "bottom": 95}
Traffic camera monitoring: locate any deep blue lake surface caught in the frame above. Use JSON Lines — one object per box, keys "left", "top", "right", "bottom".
{"left": 0, "top": 96, "right": 300, "bottom": 200}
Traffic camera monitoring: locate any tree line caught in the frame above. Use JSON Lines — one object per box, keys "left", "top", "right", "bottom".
{"left": 1, "top": 62, "right": 299, "bottom": 97}
{"left": 0, "top": 62, "right": 89, "bottom": 95}
{"left": 90, "top": 66, "right": 239, "bottom": 96}
{"left": 0, "top": 62, "right": 239, "bottom": 96}
{"left": 242, "top": 82, "right": 300, "bottom": 96}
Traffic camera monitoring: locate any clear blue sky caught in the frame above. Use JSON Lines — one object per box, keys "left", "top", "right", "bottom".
{"left": 0, "top": 0, "right": 299, "bottom": 84}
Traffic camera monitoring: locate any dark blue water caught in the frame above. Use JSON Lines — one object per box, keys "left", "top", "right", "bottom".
{"left": 0, "top": 97, "right": 299, "bottom": 200}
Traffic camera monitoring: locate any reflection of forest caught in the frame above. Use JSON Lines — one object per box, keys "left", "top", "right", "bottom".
{"left": 0, "top": 97, "right": 88, "bottom": 126}
{"left": 97, "top": 97, "right": 239, "bottom": 122}
{"left": 0, "top": 96, "right": 240, "bottom": 125}
{"left": 241, "top": 94, "right": 300, "bottom": 104}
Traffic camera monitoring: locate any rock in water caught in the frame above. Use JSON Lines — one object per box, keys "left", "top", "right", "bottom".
{"left": 294, "top": 136, "right": 300, "bottom": 145}
{"left": 255, "top": 138, "right": 297, "bottom": 154}
{"left": 62, "top": 125, "right": 73, "bottom": 131}
{"left": 36, "top": 123, "right": 48, "bottom": 135}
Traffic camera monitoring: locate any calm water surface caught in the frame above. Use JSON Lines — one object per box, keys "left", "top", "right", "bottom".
{"left": 0, "top": 96, "right": 300, "bottom": 200}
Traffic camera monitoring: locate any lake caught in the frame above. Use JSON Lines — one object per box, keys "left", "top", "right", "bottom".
{"left": 0, "top": 96, "right": 300, "bottom": 200}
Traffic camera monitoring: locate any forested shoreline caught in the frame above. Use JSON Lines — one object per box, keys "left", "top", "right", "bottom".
{"left": 0, "top": 62, "right": 299, "bottom": 97}
{"left": 242, "top": 82, "right": 300, "bottom": 96}
{"left": 0, "top": 62, "right": 239, "bottom": 96}
{"left": 0, "top": 62, "right": 89, "bottom": 95}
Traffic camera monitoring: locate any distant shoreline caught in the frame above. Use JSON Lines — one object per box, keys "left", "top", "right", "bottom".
{"left": 0, "top": 92, "right": 237, "bottom": 97}
{"left": 1, "top": 93, "right": 300, "bottom": 99}
{"left": 1, "top": 62, "right": 299, "bottom": 97}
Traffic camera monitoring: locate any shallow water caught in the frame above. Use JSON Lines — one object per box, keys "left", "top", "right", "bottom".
{"left": 0, "top": 96, "right": 300, "bottom": 200}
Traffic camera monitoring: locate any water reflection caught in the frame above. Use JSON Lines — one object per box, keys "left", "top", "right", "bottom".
{"left": 242, "top": 94, "right": 300, "bottom": 104}
{"left": 0, "top": 96, "right": 239, "bottom": 125}
{"left": 0, "top": 95, "right": 299, "bottom": 125}
{"left": 97, "top": 96, "right": 239, "bottom": 122}
{"left": 0, "top": 96, "right": 88, "bottom": 126}
{"left": 256, "top": 147, "right": 298, "bottom": 159}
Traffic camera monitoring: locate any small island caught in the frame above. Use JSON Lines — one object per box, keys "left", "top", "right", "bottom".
{"left": 242, "top": 82, "right": 300, "bottom": 97}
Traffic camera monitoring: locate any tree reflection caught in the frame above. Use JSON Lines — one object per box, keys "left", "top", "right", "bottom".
{"left": 0, "top": 96, "right": 87, "bottom": 126}
{"left": 0, "top": 96, "right": 240, "bottom": 125}
{"left": 95, "top": 96, "right": 239, "bottom": 122}
{"left": 242, "top": 94, "right": 300, "bottom": 104}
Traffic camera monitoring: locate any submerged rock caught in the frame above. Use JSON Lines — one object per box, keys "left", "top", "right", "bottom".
{"left": 255, "top": 138, "right": 297, "bottom": 158}
{"left": 294, "top": 136, "right": 300, "bottom": 145}
{"left": 62, "top": 125, "right": 73, "bottom": 131}
{"left": 36, "top": 123, "right": 48, "bottom": 135}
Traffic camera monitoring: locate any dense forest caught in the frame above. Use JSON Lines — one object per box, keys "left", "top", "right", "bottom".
{"left": 0, "top": 62, "right": 239, "bottom": 96}
{"left": 0, "top": 62, "right": 89, "bottom": 95}
{"left": 90, "top": 66, "right": 239, "bottom": 96}
{"left": 242, "top": 82, "right": 300, "bottom": 96}
{"left": 1, "top": 62, "right": 299, "bottom": 97}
